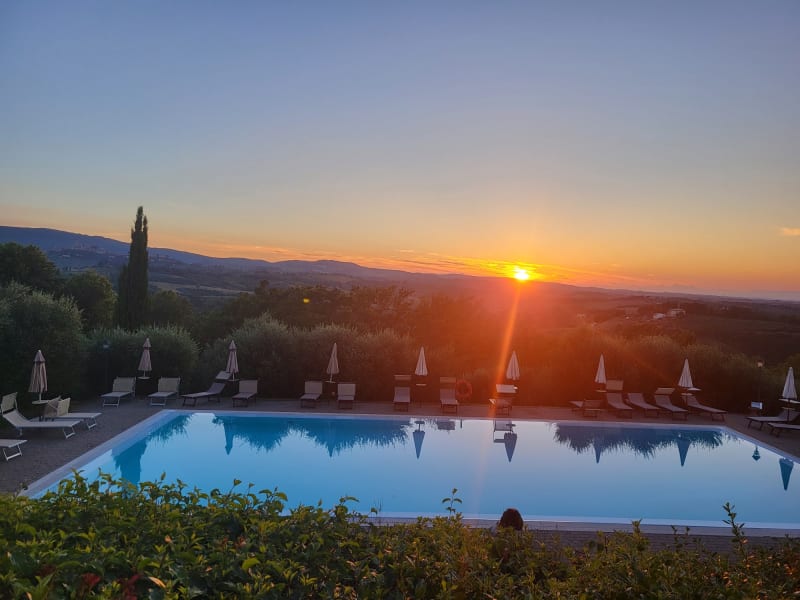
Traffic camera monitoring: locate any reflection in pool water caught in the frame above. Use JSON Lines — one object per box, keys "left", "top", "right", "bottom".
{"left": 43, "top": 412, "right": 799, "bottom": 528}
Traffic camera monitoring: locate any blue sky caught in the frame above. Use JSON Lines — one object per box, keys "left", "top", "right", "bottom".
{"left": 1, "top": 1, "right": 799, "bottom": 298}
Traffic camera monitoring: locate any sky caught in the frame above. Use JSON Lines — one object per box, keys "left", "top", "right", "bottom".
{"left": 1, "top": 1, "right": 799, "bottom": 300}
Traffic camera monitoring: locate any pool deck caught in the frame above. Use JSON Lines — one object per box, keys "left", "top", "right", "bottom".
{"left": 3, "top": 396, "right": 799, "bottom": 552}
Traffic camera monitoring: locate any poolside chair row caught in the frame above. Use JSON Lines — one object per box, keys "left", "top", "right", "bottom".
{"left": 181, "top": 373, "right": 259, "bottom": 407}
{"left": 300, "top": 381, "right": 356, "bottom": 410}
{"left": 571, "top": 388, "right": 727, "bottom": 421}
{"left": 98, "top": 374, "right": 259, "bottom": 408}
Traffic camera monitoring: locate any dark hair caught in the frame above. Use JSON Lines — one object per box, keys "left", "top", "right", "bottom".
{"left": 498, "top": 508, "right": 523, "bottom": 530}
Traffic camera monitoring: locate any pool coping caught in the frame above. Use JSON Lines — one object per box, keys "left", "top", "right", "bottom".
{"left": 23, "top": 409, "right": 800, "bottom": 538}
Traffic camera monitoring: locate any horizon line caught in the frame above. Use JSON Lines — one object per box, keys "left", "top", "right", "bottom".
{"left": 4, "top": 224, "right": 800, "bottom": 304}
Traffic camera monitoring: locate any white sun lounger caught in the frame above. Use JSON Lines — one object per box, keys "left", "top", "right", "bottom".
{"left": 393, "top": 386, "right": 411, "bottom": 411}
{"left": 44, "top": 397, "right": 101, "bottom": 429}
{"left": 337, "top": 382, "right": 356, "bottom": 409}
{"left": 101, "top": 377, "right": 136, "bottom": 407}
{"left": 682, "top": 393, "right": 726, "bottom": 421}
{"left": 653, "top": 388, "right": 688, "bottom": 420}
{"left": 768, "top": 422, "right": 800, "bottom": 437}
{"left": 182, "top": 381, "right": 226, "bottom": 406}
{"left": 490, "top": 383, "right": 516, "bottom": 416}
{"left": 148, "top": 377, "right": 181, "bottom": 406}
{"left": 606, "top": 392, "right": 633, "bottom": 418}
{"left": 626, "top": 392, "right": 660, "bottom": 418}
{"left": 232, "top": 379, "right": 258, "bottom": 407}
{"left": 300, "top": 380, "right": 324, "bottom": 408}
{"left": 1, "top": 438, "right": 27, "bottom": 461}
{"left": 747, "top": 407, "right": 799, "bottom": 430}
{"left": 2, "top": 393, "right": 79, "bottom": 439}
{"left": 570, "top": 398, "right": 604, "bottom": 418}
{"left": 440, "top": 377, "right": 459, "bottom": 414}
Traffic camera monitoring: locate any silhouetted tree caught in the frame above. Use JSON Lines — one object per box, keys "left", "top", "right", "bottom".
{"left": 116, "top": 207, "right": 149, "bottom": 330}
{"left": 63, "top": 270, "right": 116, "bottom": 330}
{"left": 0, "top": 242, "right": 62, "bottom": 293}
{"left": 149, "top": 289, "right": 193, "bottom": 328}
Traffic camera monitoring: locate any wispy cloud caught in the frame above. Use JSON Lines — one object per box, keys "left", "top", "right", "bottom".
{"left": 780, "top": 227, "right": 800, "bottom": 237}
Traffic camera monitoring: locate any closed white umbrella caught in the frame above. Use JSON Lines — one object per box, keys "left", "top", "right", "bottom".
{"left": 326, "top": 342, "right": 339, "bottom": 382}
{"left": 781, "top": 367, "right": 798, "bottom": 421}
{"left": 226, "top": 340, "right": 239, "bottom": 380}
{"left": 678, "top": 358, "right": 699, "bottom": 391}
{"left": 29, "top": 350, "right": 47, "bottom": 402}
{"left": 506, "top": 351, "right": 520, "bottom": 382}
{"left": 414, "top": 347, "right": 428, "bottom": 377}
{"left": 594, "top": 354, "right": 607, "bottom": 387}
{"left": 138, "top": 338, "right": 152, "bottom": 378}
{"left": 781, "top": 367, "right": 797, "bottom": 402}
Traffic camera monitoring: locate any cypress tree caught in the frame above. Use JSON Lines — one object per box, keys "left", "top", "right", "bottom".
{"left": 116, "top": 206, "right": 149, "bottom": 329}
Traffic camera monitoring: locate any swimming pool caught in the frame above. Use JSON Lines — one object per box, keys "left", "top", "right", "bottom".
{"left": 28, "top": 411, "right": 800, "bottom": 530}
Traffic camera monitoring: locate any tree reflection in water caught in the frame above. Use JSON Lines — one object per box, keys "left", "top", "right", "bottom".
{"left": 112, "top": 414, "right": 193, "bottom": 484}
{"left": 212, "top": 416, "right": 411, "bottom": 457}
{"left": 553, "top": 424, "right": 724, "bottom": 466}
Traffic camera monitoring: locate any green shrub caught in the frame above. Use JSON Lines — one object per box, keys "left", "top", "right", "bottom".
{"left": 0, "top": 283, "right": 86, "bottom": 402}
{"left": 1, "top": 477, "right": 798, "bottom": 598}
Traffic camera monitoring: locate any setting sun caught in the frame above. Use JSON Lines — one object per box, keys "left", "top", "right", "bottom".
{"left": 512, "top": 267, "right": 531, "bottom": 281}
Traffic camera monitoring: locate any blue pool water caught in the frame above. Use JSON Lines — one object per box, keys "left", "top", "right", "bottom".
{"left": 30, "top": 411, "right": 800, "bottom": 529}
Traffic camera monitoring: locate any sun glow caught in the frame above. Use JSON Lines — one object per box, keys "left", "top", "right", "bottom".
{"left": 512, "top": 267, "right": 531, "bottom": 281}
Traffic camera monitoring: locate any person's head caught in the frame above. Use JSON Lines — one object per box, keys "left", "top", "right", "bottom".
{"left": 498, "top": 508, "right": 523, "bottom": 530}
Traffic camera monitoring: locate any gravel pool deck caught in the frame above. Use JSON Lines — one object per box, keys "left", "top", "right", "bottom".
{"left": 3, "top": 396, "right": 799, "bottom": 553}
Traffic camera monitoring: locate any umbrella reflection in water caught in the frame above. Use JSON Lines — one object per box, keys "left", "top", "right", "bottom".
{"left": 412, "top": 420, "right": 425, "bottom": 459}
{"left": 493, "top": 420, "right": 517, "bottom": 462}
{"left": 779, "top": 458, "right": 794, "bottom": 491}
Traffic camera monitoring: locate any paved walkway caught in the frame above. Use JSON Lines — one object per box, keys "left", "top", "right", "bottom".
{"left": 2, "top": 396, "right": 798, "bottom": 552}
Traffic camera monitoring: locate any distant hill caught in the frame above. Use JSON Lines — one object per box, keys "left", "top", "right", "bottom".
{"left": 0, "top": 226, "right": 435, "bottom": 280}
{"left": 0, "top": 226, "right": 508, "bottom": 307}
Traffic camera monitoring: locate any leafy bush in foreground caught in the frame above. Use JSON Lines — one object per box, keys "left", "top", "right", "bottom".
{"left": 1, "top": 475, "right": 798, "bottom": 599}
